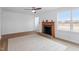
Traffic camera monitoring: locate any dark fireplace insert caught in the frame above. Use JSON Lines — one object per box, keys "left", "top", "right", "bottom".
{"left": 43, "top": 26, "right": 52, "bottom": 35}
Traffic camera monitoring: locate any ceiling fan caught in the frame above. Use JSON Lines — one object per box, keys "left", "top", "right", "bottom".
{"left": 24, "top": 7, "right": 42, "bottom": 13}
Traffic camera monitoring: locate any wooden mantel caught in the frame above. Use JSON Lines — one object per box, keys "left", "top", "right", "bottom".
{"left": 42, "top": 20, "right": 55, "bottom": 38}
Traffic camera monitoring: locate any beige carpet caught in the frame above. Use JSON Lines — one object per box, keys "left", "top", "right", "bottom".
{"left": 8, "top": 34, "right": 67, "bottom": 51}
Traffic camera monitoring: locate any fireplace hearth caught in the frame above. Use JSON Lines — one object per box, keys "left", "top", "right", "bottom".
{"left": 42, "top": 20, "right": 55, "bottom": 38}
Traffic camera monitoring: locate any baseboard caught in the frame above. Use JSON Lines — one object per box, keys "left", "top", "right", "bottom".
{"left": 0, "top": 36, "right": 1, "bottom": 40}
{"left": 56, "top": 37, "right": 79, "bottom": 45}
{"left": 1, "top": 31, "right": 35, "bottom": 39}
{"left": 0, "top": 37, "right": 1, "bottom": 50}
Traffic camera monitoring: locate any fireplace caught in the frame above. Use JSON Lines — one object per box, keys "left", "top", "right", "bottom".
{"left": 42, "top": 20, "right": 55, "bottom": 38}
{"left": 43, "top": 26, "right": 52, "bottom": 35}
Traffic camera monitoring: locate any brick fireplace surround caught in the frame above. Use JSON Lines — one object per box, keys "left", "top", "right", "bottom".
{"left": 42, "top": 20, "right": 55, "bottom": 38}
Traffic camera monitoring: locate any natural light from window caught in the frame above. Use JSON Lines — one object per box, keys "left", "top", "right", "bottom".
{"left": 57, "top": 8, "right": 79, "bottom": 33}
{"left": 35, "top": 16, "right": 39, "bottom": 31}
{"left": 57, "top": 10, "right": 71, "bottom": 31}
{"left": 72, "top": 9, "right": 79, "bottom": 32}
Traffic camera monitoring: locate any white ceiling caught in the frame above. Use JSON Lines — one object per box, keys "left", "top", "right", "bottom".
{"left": 2, "top": 7, "right": 58, "bottom": 15}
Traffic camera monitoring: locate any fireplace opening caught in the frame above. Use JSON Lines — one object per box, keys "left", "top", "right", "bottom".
{"left": 43, "top": 26, "right": 52, "bottom": 35}
{"left": 42, "top": 20, "right": 55, "bottom": 38}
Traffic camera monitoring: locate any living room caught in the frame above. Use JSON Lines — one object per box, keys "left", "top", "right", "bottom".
{"left": 0, "top": 7, "right": 79, "bottom": 51}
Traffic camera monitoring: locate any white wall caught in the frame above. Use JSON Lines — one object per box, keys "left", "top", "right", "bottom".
{"left": 0, "top": 8, "right": 2, "bottom": 39}
{"left": 56, "top": 30, "right": 79, "bottom": 44}
{"left": 2, "top": 10, "right": 34, "bottom": 35}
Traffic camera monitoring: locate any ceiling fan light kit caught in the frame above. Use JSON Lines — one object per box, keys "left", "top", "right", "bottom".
{"left": 24, "top": 7, "right": 42, "bottom": 13}
{"left": 32, "top": 10, "right": 36, "bottom": 13}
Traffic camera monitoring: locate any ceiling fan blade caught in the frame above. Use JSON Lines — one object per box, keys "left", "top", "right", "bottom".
{"left": 35, "top": 8, "right": 42, "bottom": 10}
{"left": 24, "top": 7, "right": 42, "bottom": 11}
{"left": 24, "top": 9, "right": 32, "bottom": 10}
{"left": 32, "top": 7, "right": 42, "bottom": 10}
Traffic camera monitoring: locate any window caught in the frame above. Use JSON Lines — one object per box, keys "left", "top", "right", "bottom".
{"left": 72, "top": 8, "right": 79, "bottom": 32}
{"left": 35, "top": 16, "right": 39, "bottom": 31}
{"left": 57, "top": 10, "right": 71, "bottom": 31}
{"left": 57, "top": 8, "right": 79, "bottom": 33}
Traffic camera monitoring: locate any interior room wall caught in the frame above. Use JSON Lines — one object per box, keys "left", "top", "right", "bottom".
{"left": 0, "top": 8, "right": 2, "bottom": 39}
{"left": 2, "top": 9, "right": 34, "bottom": 35}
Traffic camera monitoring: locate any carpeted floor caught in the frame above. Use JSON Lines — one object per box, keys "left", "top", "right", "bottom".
{"left": 1, "top": 33, "right": 79, "bottom": 51}
{"left": 8, "top": 34, "right": 67, "bottom": 51}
